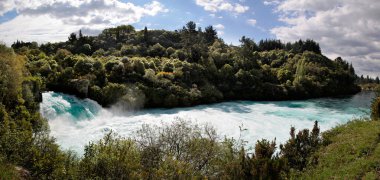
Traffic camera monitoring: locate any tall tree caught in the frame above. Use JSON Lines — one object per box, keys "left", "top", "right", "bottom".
{"left": 143, "top": 26, "right": 149, "bottom": 45}
{"left": 239, "top": 36, "right": 259, "bottom": 68}
{"left": 204, "top": 26, "right": 217, "bottom": 45}
{"left": 186, "top": 21, "right": 197, "bottom": 34}
{"left": 79, "top": 30, "right": 83, "bottom": 39}
{"left": 68, "top": 33, "right": 77, "bottom": 44}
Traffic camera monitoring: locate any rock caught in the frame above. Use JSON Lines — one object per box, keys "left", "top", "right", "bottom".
{"left": 69, "top": 79, "right": 90, "bottom": 97}
{"left": 15, "top": 166, "right": 30, "bottom": 179}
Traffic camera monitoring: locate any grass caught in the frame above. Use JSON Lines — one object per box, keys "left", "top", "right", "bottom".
{"left": 299, "top": 119, "right": 380, "bottom": 179}
{"left": 0, "top": 163, "right": 20, "bottom": 180}
{"left": 359, "top": 83, "right": 380, "bottom": 91}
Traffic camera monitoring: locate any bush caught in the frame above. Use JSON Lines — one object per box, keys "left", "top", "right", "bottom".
{"left": 371, "top": 89, "right": 380, "bottom": 120}
{"left": 74, "top": 58, "right": 94, "bottom": 75}
{"left": 101, "top": 83, "right": 128, "bottom": 106}
{"left": 80, "top": 133, "right": 141, "bottom": 179}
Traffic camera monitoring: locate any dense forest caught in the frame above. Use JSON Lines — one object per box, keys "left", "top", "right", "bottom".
{"left": 11, "top": 21, "right": 359, "bottom": 109}
{"left": 1, "top": 22, "right": 379, "bottom": 179}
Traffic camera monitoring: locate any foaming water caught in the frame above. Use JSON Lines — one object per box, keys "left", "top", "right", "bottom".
{"left": 41, "top": 91, "right": 374, "bottom": 154}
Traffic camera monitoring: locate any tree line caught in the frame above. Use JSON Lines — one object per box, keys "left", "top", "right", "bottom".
{"left": 357, "top": 74, "right": 380, "bottom": 84}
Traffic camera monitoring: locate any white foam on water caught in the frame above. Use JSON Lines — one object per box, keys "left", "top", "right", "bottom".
{"left": 41, "top": 91, "right": 373, "bottom": 155}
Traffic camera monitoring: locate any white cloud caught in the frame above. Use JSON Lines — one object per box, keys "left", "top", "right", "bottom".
{"left": 0, "top": 0, "right": 168, "bottom": 44}
{"left": 263, "top": 0, "right": 280, "bottom": 6}
{"left": 233, "top": 3, "right": 249, "bottom": 13}
{"left": 214, "top": 24, "right": 225, "bottom": 36}
{"left": 0, "top": 15, "right": 83, "bottom": 44}
{"left": 270, "top": 0, "right": 380, "bottom": 77}
{"left": 195, "top": 0, "right": 249, "bottom": 14}
{"left": 247, "top": 19, "right": 257, "bottom": 26}
{"left": 214, "top": 24, "right": 225, "bottom": 30}
{"left": 0, "top": 0, "right": 15, "bottom": 16}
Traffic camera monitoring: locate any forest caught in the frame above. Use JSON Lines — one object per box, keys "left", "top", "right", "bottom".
{"left": 0, "top": 22, "right": 379, "bottom": 179}
{"left": 11, "top": 22, "right": 360, "bottom": 109}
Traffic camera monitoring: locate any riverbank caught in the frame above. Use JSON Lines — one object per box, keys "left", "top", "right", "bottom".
{"left": 298, "top": 119, "right": 380, "bottom": 179}
{"left": 45, "top": 83, "right": 361, "bottom": 109}
{"left": 359, "top": 83, "right": 380, "bottom": 91}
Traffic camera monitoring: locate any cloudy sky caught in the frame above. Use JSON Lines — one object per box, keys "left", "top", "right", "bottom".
{"left": 0, "top": 0, "right": 379, "bottom": 77}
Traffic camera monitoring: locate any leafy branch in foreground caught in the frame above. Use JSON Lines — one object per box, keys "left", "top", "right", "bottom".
{"left": 76, "top": 119, "right": 321, "bottom": 179}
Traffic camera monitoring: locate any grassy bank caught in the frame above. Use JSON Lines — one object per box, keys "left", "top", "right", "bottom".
{"left": 299, "top": 119, "right": 380, "bottom": 179}
{"left": 359, "top": 83, "right": 380, "bottom": 91}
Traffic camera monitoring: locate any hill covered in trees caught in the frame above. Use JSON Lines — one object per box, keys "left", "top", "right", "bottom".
{"left": 12, "top": 21, "right": 359, "bottom": 108}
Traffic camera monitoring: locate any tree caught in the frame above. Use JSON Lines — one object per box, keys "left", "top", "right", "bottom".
{"left": 132, "top": 59, "right": 146, "bottom": 75}
{"left": 79, "top": 30, "right": 83, "bottom": 40}
{"left": 101, "top": 83, "right": 128, "bottom": 105}
{"left": 371, "top": 88, "right": 380, "bottom": 120}
{"left": 74, "top": 58, "right": 94, "bottom": 75}
{"left": 0, "top": 44, "right": 25, "bottom": 107}
{"left": 166, "top": 47, "right": 175, "bottom": 57}
{"left": 204, "top": 26, "right": 217, "bottom": 45}
{"left": 375, "top": 76, "right": 380, "bottom": 84}
{"left": 143, "top": 26, "right": 149, "bottom": 45}
{"left": 186, "top": 21, "right": 197, "bottom": 34}
{"left": 280, "top": 121, "right": 321, "bottom": 171}
{"left": 303, "top": 39, "right": 321, "bottom": 54}
{"left": 148, "top": 43, "right": 166, "bottom": 57}
{"left": 258, "top": 39, "right": 284, "bottom": 51}
{"left": 80, "top": 44, "right": 92, "bottom": 55}
{"left": 80, "top": 133, "right": 141, "bottom": 179}
{"left": 68, "top": 33, "right": 77, "bottom": 43}
{"left": 251, "top": 139, "right": 281, "bottom": 179}
{"left": 55, "top": 49, "right": 72, "bottom": 62}
{"left": 239, "top": 36, "right": 259, "bottom": 68}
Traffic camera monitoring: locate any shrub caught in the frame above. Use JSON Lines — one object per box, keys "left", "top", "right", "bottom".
{"left": 80, "top": 133, "right": 141, "bottom": 179}
{"left": 371, "top": 96, "right": 380, "bottom": 120}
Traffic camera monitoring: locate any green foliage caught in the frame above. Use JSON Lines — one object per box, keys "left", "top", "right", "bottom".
{"left": 0, "top": 162, "right": 20, "bottom": 179}
{"left": 0, "top": 44, "right": 77, "bottom": 179}
{"left": 101, "top": 83, "right": 128, "bottom": 105}
{"left": 0, "top": 44, "right": 25, "bottom": 107}
{"left": 148, "top": 43, "right": 166, "bottom": 57}
{"left": 80, "top": 133, "right": 141, "bottom": 179}
{"left": 71, "top": 119, "right": 320, "bottom": 179}
{"left": 74, "top": 57, "right": 94, "bottom": 75}
{"left": 132, "top": 59, "right": 146, "bottom": 75}
{"left": 54, "top": 48, "right": 72, "bottom": 62}
{"left": 371, "top": 89, "right": 380, "bottom": 120}
{"left": 280, "top": 121, "right": 321, "bottom": 172}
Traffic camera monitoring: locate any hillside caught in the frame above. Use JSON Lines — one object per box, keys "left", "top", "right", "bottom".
{"left": 12, "top": 22, "right": 360, "bottom": 108}
{"left": 299, "top": 120, "right": 380, "bottom": 179}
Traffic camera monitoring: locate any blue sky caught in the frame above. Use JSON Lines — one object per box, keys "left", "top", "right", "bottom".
{"left": 127, "top": 0, "right": 282, "bottom": 44}
{"left": 0, "top": 0, "right": 379, "bottom": 77}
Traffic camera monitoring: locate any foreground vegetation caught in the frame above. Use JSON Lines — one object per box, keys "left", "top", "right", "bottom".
{"left": 299, "top": 119, "right": 380, "bottom": 179}
{"left": 0, "top": 22, "right": 379, "bottom": 178}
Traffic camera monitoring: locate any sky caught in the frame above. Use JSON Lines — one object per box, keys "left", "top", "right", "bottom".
{"left": 0, "top": 0, "right": 379, "bottom": 77}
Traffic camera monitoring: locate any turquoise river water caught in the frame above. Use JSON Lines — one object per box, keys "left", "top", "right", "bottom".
{"left": 40, "top": 91, "right": 375, "bottom": 154}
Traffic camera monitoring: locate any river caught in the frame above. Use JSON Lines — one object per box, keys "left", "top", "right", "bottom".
{"left": 40, "top": 91, "right": 374, "bottom": 154}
